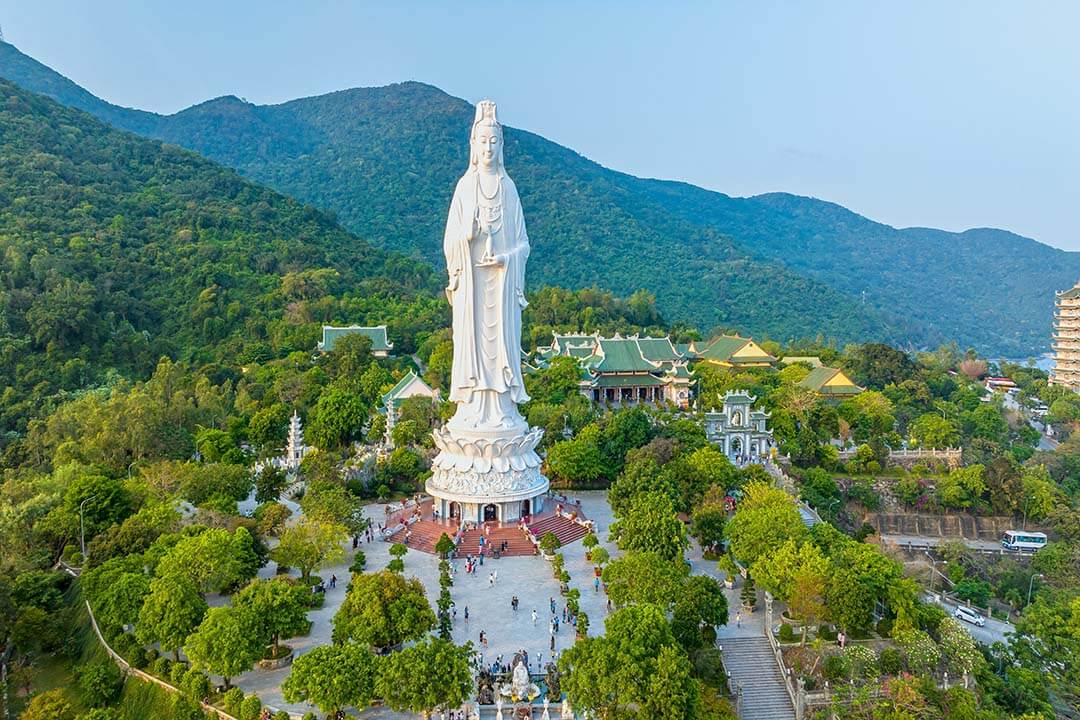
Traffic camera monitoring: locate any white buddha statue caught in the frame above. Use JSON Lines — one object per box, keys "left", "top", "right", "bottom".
{"left": 443, "top": 100, "right": 530, "bottom": 432}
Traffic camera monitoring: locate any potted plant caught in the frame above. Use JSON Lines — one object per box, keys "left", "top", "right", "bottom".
{"left": 559, "top": 570, "right": 571, "bottom": 594}
{"left": 582, "top": 532, "right": 599, "bottom": 561}
{"left": 590, "top": 547, "right": 609, "bottom": 577}
{"left": 719, "top": 554, "right": 738, "bottom": 589}
{"left": 539, "top": 532, "right": 561, "bottom": 559}
{"left": 741, "top": 575, "right": 757, "bottom": 611}
{"left": 576, "top": 612, "right": 589, "bottom": 638}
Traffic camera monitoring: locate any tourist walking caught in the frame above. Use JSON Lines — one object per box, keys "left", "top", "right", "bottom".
{"left": 488, "top": 572, "right": 495, "bottom": 587}
{"left": 464, "top": 606, "right": 469, "bottom": 623}
{"left": 736, "top": 611, "right": 741, "bottom": 628}
{"left": 550, "top": 597, "right": 556, "bottom": 614}
{"left": 532, "top": 609, "right": 538, "bottom": 625}
{"left": 594, "top": 576, "right": 600, "bottom": 592}
{"left": 330, "top": 574, "right": 337, "bottom": 589}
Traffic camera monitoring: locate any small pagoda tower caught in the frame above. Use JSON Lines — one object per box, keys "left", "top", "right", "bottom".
{"left": 285, "top": 410, "right": 308, "bottom": 469}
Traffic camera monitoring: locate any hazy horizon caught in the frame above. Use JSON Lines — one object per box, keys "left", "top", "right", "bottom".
{"left": 1, "top": 1, "right": 1077, "bottom": 250}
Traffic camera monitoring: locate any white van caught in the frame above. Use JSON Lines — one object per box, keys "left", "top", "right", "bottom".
{"left": 954, "top": 606, "right": 986, "bottom": 627}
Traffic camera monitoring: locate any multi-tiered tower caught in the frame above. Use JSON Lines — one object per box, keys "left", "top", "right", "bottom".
{"left": 285, "top": 410, "right": 308, "bottom": 470}
{"left": 1051, "top": 282, "right": 1080, "bottom": 392}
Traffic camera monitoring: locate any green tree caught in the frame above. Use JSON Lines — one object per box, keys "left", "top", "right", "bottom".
{"left": 255, "top": 465, "right": 288, "bottom": 505}
{"left": 232, "top": 578, "right": 312, "bottom": 654}
{"left": 602, "top": 551, "right": 688, "bottom": 608}
{"left": 374, "top": 637, "right": 473, "bottom": 717}
{"left": 136, "top": 576, "right": 207, "bottom": 661}
{"left": 671, "top": 575, "right": 728, "bottom": 651}
{"left": 908, "top": 412, "right": 960, "bottom": 449}
{"left": 560, "top": 604, "right": 699, "bottom": 719}
{"left": 270, "top": 519, "right": 347, "bottom": 582}
{"left": 826, "top": 543, "right": 902, "bottom": 632}
{"left": 724, "top": 482, "right": 806, "bottom": 565}
{"left": 248, "top": 404, "right": 289, "bottom": 452}
{"left": 751, "top": 539, "right": 830, "bottom": 602}
{"left": 282, "top": 643, "right": 377, "bottom": 715}
{"left": 94, "top": 571, "right": 150, "bottom": 635}
{"left": 185, "top": 605, "right": 263, "bottom": 689}
{"left": 307, "top": 388, "right": 367, "bottom": 449}
{"left": 936, "top": 464, "right": 987, "bottom": 509}
{"left": 155, "top": 527, "right": 254, "bottom": 594}
{"left": 546, "top": 424, "right": 605, "bottom": 486}
{"left": 610, "top": 491, "right": 688, "bottom": 562}
{"left": 332, "top": 571, "right": 435, "bottom": 651}
{"left": 77, "top": 661, "right": 123, "bottom": 707}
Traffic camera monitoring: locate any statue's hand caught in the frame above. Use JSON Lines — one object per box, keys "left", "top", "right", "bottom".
{"left": 494, "top": 254, "right": 508, "bottom": 267}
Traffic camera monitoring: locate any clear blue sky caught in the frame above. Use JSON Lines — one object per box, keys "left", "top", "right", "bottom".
{"left": 2, "top": 1, "right": 1078, "bottom": 248}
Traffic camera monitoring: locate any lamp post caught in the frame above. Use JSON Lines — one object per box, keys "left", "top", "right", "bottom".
{"left": 924, "top": 551, "right": 945, "bottom": 595}
{"left": 79, "top": 494, "right": 98, "bottom": 558}
{"left": 1026, "top": 573, "right": 1044, "bottom": 608}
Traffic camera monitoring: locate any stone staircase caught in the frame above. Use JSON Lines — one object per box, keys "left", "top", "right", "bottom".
{"left": 527, "top": 514, "right": 589, "bottom": 547}
{"left": 720, "top": 637, "right": 795, "bottom": 720}
{"left": 456, "top": 523, "right": 536, "bottom": 557}
{"left": 387, "top": 519, "right": 456, "bottom": 554}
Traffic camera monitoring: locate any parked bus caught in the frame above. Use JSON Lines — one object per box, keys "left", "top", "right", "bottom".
{"left": 1001, "top": 530, "right": 1047, "bottom": 551}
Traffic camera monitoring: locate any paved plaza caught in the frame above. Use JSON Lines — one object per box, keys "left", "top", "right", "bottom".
{"left": 227, "top": 491, "right": 654, "bottom": 718}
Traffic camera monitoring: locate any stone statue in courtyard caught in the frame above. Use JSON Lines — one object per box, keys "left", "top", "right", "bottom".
{"left": 426, "top": 100, "right": 549, "bottom": 523}
{"left": 500, "top": 655, "right": 540, "bottom": 702}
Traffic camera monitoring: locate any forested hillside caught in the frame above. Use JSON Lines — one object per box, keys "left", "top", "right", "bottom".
{"left": 2, "top": 39, "right": 1072, "bottom": 355}
{"left": 0, "top": 78, "right": 444, "bottom": 438}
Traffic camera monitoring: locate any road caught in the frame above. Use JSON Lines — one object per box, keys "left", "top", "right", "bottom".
{"left": 1002, "top": 393, "right": 1059, "bottom": 451}
{"left": 881, "top": 535, "right": 1007, "bottom": 553}
{"left": 925, "top": 594, "right": 1015, "bottom": 646}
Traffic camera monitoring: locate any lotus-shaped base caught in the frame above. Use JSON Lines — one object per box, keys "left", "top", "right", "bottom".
{"left": 427, "top": 426, "right": 549, "bottom": 500}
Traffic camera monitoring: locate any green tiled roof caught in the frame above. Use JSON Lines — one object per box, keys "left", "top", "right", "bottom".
{"left": 320, "top": 325, "right": 393, "bottom": 353}
{"left": 674, "top": 343, "right": 695, "bottom": 358}
{"left": 667, "top": 363, "right": 693, "bottom": 379}
{"left": 595, "top": 338, "right": 659, "bottom": 373}
{"left": 380, "top": 371, "right": 433, "bottom": 406}
{"left": 591, "top": 373, "right": 663, "bottom": 388}
{"left": 696, "top": 335, "right": 750, "bottom": 362}
{"left": 637, "top": 337, "right": 683, "bottom": 363}
{"left": 798, "top": 366, "right": 863, "bottom": 395}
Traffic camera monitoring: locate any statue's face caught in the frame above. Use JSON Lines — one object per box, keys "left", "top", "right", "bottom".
{"left": 474, "top": 123, "right": 501, "bottom": 171}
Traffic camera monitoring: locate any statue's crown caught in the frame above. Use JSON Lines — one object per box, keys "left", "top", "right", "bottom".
{"left": 474, "top": 100, "right": 500, "bottom": 127}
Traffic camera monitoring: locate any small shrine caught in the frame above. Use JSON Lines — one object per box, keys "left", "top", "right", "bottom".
{"left": 705, "top": 390, "right": 773, "bottom": 464}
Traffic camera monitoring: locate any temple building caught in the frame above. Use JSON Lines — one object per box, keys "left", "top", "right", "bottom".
{"left": 285, "top": 410, "right": 308, "bottom": 470}
{"left": 797, "top": 365, "right": 864, "bottom": 400}
{"left": 380, "top": 371, "right": 439, "bottom": 447}
{"left": 705, "top": 390, "right": 774, "bottom": 463}
{"left": 535, "top": 333, "right": 694, "bottom": 408}
{"left": 691, "top": 334, "right": 777, "bottom": 368}
{"left": 1052, "top": 282, "right": 1080, "bottom": 392}
{"left": 317, "top": 325, "right": 394, "bottom": 357}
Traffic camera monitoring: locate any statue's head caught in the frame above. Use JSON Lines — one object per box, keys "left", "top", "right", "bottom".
{"left": 470, "top": 100, "right": 503, "bottom": 173}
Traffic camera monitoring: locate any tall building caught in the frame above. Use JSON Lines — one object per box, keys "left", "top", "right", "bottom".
{"left": 1052, "top": 282, "right": 1080, "bottom": 392}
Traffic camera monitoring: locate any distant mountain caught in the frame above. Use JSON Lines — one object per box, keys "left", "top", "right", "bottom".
{"left": 0, "top": 77, "right": 439, "bottom": 434}
{"left": 2, "top": 39, "right": 1072, "bottom": 354}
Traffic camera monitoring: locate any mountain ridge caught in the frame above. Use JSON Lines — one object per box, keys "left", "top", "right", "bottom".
{"left": 1, "top": 39, "right": 1071, "bottom": 354}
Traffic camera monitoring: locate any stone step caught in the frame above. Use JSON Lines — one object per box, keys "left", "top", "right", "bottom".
{"left": 720, "top": 637, "right": 795, "bottom": 720}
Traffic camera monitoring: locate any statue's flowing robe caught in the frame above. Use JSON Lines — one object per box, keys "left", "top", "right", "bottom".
{"left": 443, "top": 170, "right": 530, "bottom": 405}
